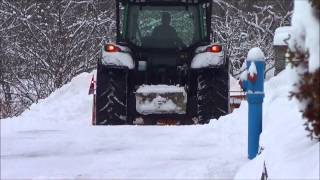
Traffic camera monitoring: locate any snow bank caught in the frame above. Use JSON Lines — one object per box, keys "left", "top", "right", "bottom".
{"left": 235, "top": 67, "right": 319, "bottom": 179}
{"left": 2, "top": 71, "right": 95, "bottom": 127}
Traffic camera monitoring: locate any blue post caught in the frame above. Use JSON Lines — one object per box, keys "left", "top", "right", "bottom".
{"left": 245, "top": 47, "right": 265, "bottom": 160}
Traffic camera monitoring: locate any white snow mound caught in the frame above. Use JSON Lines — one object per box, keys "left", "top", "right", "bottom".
{"left": 247, "top": 47, "right": 265, "bottom": 61}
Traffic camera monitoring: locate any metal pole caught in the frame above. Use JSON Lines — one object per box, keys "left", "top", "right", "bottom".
{"left": 244, "top": 48, "right": 265, "bottom": 159}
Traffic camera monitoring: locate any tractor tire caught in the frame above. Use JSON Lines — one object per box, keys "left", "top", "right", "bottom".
{"left": 196, "top": 68, "right": 229, "bottom": 124}
{"left": 96, "top": 65, "right": 129, "bottom": 125}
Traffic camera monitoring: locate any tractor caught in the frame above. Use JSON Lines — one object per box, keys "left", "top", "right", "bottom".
{"left": 95, "top": 0, "right": 230, "bottom": 125}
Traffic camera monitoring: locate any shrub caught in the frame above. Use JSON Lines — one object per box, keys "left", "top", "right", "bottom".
{"left": 287, "top": 49, "right": 320, "bottom": 141}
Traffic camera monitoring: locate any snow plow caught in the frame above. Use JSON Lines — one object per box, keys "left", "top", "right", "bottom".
{"left": 93, "top": 0, "right": 230, "bottom": 125}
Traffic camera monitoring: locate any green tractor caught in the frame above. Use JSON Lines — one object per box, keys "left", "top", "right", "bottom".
{"left": 95, "top": 0, "right": 230, "bottom": 125}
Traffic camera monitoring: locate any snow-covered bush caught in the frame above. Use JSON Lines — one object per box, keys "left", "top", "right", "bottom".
{"left": 287, "top": 0, "right": 320, "bottom": 141}
{"left": 287, "top": 49, "right": 320, "bottom": 140}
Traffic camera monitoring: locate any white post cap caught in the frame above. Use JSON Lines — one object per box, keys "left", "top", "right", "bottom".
{"left": 247, "top": 47, "right": 265, "bottom": 61}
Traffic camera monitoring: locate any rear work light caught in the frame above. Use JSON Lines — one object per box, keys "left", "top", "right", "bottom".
{"left": 105, "top": 44, "right": 120, "bottom": 53}
{"left": 208, "top": 45, "right": 222, "bottom": 53}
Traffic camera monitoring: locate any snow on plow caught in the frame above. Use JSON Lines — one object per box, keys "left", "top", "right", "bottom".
{"left": 135, "top": 85, "right": 187, "bottom": 115}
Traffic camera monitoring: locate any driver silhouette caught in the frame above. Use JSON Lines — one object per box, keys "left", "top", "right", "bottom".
{"left": 151, "top": 12, "right": 183, "bottom": 48}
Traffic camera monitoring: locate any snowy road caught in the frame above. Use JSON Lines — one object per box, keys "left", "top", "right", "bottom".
{"left": 1, "top": 72, "right": 249, "bottom": 179}
{"left": 1, "top": 117, "right": 248, "bottom": 179}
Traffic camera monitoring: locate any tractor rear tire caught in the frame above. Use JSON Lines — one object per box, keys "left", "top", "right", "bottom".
{"left": 96, "top": 66, "right": 128, "bottom": 125}
{"left": 196, "top": 68, "right": 229, "bottom": 124}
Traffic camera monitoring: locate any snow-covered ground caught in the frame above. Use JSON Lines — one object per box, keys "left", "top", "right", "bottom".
{"left": 1, "top": 72, "right": 250, "bottom": 179}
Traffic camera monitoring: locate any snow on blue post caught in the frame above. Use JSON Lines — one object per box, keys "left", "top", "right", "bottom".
{"left": 246, "top": 47, "right": 265, "bottom": 160}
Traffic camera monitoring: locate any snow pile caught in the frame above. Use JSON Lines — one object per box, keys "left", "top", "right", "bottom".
{"left": 1, "top": 72, "right": 94, "bottom": 127}
{"left": 273, "top": 26, "right": 291, "bottom": 46}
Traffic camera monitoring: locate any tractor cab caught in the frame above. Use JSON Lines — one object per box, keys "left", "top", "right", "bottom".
{"left": 117, "top": 0, "right": 212, "bottom": 50}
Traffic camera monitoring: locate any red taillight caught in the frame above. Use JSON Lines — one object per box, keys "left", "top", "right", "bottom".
{"left": 209, "top": 45, "right": 222, "bottom": 53}
{"left": 105, "top": 44, "right": 119, "bottom": 52}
